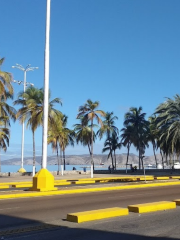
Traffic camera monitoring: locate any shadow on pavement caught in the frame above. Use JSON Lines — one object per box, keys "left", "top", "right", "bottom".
{"left": 0, "top": 213, "right": 179, "bottom": 240}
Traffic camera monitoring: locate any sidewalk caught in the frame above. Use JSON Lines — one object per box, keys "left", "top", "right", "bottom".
{"left": 0, "top": 173, "right": 139, "bottom": 183}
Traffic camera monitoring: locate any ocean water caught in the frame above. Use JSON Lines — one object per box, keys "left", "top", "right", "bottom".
{"left": 1, "top": 165, "right": 110, "bottom": 173}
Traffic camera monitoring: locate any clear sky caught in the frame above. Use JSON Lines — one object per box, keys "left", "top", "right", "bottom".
{"left": 1, "top": 0, "right": 180, "bottom": 160}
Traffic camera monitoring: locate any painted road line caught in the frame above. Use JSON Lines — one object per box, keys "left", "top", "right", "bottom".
{"left": 1, "top": 181, "right": 180, "bottom": 200}
{"left": 0, "top": 207, "right": 20, "bottom": 211}
{"left": 67, "top": 207, "right": 129, "bottom": 223}
{"left": 128, "top": 201, "right": 176, "bottom": 213}
{"left": 173, "top": 199, "right": 180, "bottom": 205}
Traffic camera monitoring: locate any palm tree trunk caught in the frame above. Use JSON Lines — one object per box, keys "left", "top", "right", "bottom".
{"left": 57, "top": 146, "right": 59, "bottom": 175}
{"left": 160, "top": 149, "right": 164, "bottom": 169}
{"left": 91, "top": 119, "right": 94, "bottom": 170}
{"left": 153, "top": 144, "right": 157, "bottom": 168}
{"left": 60, "top": 147, "right": 63, "bottom": 175}
{"left": 114, "top": 150, "right": 116, "bottom": 170}
{"left": 32, "top": 130, "right": 36, "bottom": 176}
{"left": 0, "top": 149, "right": 1, "bottom": 172}
{"left": 126, "top": 142, "right": 130, "bottom": 173}
{"left": 87, "top": 142, "right": 91, "bottom": 155}
{"left": 141, "top": 156, "right": 144, "bottom": 169}
{"left": 63, "top": 150, "right": 66, "bottom": 171}
{"left": 110, "top": 148, "right": 114, "bottom": 168}
{"left": 138, "top": 150, "right": 141, "bottom": 169}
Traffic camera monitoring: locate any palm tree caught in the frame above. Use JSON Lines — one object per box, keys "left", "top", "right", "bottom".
{"left": 120, "top": 125, "right": 135, "bottom": 172}
{"left": 102, "top": 133, "right": 121, "bottom": 169}
{"left": 48, "top": 118, "right": 62, "bottom": 174}
{"left": 97, "top": 112, "right": 119, "bottom": 139}
{"left": 0, "top": 117, "right": 10, "bottom": 172}
{"left": 124, "top": 107, "right": 149, "bottom": 169}
{"left": 59, "top": 115, "right": 75, "bottom": 170}
{"left": 148, "top": 115, "right": 158, "bottom": 168}
{"left": 74, "top": 117, "right": 96, "bottom": 155}
{"left": 0, "top": 57, "right": 13, "bottom": 98}
{"left": 155, "top": 95, "right": 180, "bottom": 166}
{"left": 14, "top": 86, "right": 62, "bottom": 173}
{"left": 0, "top": 100, "right": 16, "bottom": 125}
{"left": 77, "top": 99, "right": 106, "bottom": 170}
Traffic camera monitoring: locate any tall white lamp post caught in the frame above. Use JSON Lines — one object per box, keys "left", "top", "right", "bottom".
{"left": 12, "top": 64, "right": 38, "bottom": 173}
{"left": 31, "top": 0, "right": 57, "bottom": 191}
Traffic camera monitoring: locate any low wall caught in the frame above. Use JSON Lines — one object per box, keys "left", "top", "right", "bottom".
{"left": 94, "top": 169, "right": 180, "bottom": 175}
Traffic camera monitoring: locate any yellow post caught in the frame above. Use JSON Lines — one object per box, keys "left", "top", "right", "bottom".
{"left": 18, "top": 168, "right": 26, "bottom": 173}
{"left": 30, "top": 169, "right": 57, "bottom": 192}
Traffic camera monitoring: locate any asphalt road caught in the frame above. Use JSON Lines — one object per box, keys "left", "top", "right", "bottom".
{"left": 1, "top": 185, "right": 180, "bottom": 230}
{"left": 4, "top": 208, "right": 180, "bottom": 240}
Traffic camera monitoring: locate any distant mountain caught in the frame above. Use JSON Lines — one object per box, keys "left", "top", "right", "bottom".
{"left": 1, "top": 154, "right": 161, "bottom": 166}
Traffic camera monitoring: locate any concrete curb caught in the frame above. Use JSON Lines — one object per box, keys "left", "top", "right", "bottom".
{"left": 128, "top": 201, "right": 176, "bottom": 213}
{"left": 67, "top": 207, "right": 129, "bottom": 223}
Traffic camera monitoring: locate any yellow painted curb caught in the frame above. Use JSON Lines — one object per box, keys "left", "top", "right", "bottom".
{"left": 1, "top": 181, "right": 180, "bottom": 200}
{"left": 0, "top": 182, "right": 32, "bottom": 186}
{"left": 67, "top": 207, "right": 129, "bottom": 223}
{"left": 128, "top": 201, "right": 176, "bottom": 213}
{"left": 173, "top": 199, "right": 180, "bottom": 206}
{"left": 0, "top": 185, "right": 9, "bottom": 189}
{"left": 154, "top": 177, "right": 170, "bottom": 180}
{"left": 137, "top": 177, "right": 154, "bottom": 181}
{"left": 170, "top": 176, "right": 180, "bottom": 179}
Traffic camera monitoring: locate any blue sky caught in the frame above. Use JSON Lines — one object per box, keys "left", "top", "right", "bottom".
{"left": 1, "top": 0, "right": 180, "bottom": 159}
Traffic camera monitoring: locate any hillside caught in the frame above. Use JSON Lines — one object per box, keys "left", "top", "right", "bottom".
{"left": 1, "top": 153, "right": 161, "bottom": 166}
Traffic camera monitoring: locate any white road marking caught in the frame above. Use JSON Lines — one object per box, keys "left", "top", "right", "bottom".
{"left": 0, "top": 207, "right": 20, "bottom": 211}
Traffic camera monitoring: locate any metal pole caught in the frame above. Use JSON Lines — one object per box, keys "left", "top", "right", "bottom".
{"left": 42, "top": 0, "right": 51, "bottom": 169}
{"left": 20, "top": 71, "right": 26, "bottom": 169}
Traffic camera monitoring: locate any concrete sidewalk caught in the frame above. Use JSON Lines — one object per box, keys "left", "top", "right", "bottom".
{"left": 0, "top": 173, "right": 140, "bottom": 183}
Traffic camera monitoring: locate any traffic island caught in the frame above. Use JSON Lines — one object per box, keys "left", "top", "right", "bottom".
{"left": 1, "top": 181, "right": 180, "bottom": 200}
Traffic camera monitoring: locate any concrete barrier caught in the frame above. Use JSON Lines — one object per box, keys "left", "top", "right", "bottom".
{"left": 67, "top": 207, "right": 129, "bottom": 223}
{"left": 128, "top": 201, "right": 176, "bottom": 213}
